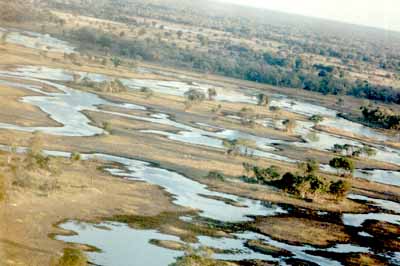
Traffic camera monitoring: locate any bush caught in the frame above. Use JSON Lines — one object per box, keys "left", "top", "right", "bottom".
{"left": 310, "top": 115, "right": 324, "bottom": 124}
{"left": 70, "top": 152, "right": 81, "bottom": 161}
{"left": 360, "top": 105, "right": 400, "bottom": 129}
{"left": 275, "top": 172, "right": 327, "bottom": 198}
{"left": 170, "top": 247, "right": 228, "bottom": 266}
{"left": 102, "top": 121, "right": 112, "bottom": 133}
{"left": 140, "top": 87, "right": 154, "bottom": 98}
{"left": 252, "top": 165, "right": 281, "bottom": 183}
{"left": 207, "top": 88, "right": 217, "bottom": 100}
{"left": 283, "top": 119, "right": 296, "bottom": 133}
{"left": 184, "top": 89, "right": 206, "bottom": 107}
{"left": 297, "top": 159, "right": 319, "bottom": 175}
{"left": 329, "top": 180, "right": 351, "bottom": 199}
{"left": 222, "top": 138, "right": 255, "bottom": 157}
{"left": 329, "top": 157, "right": 355, "bottom": 176}
{"left": 206, "top": 171, "right": 224, "bottom": 181}
{"left": 53, "top": 248, "right": 87, "bottom": 266}
{"left": 257, "top": 93, "right": 269, "bottom": 106}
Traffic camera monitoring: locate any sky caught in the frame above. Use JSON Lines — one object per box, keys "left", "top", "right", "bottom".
{"left": 217, "top": 0, "right": 400, "bottom": 32}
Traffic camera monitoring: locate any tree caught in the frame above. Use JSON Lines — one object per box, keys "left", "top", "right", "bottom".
{"left": 207, "top": 88, "right": 217, "bottom": 100}
{"left": 278, "top": 172, "right": 325, "bottom": 199}
{"left": 257, "top": 93, "right": 269, "bottom": 106}
{"left": 184, "top": 89, "right": 206, "bottom": 109}
{"left": 111, "top": 57, "right": 122, "bottom": 68}
{"left": 70, "top": 152, "right": 81, "bottom": 161}
{"left": 310, "top": 115, "right": 324, "bottom": 124}
{"left": 297, "top": 159, "right": 319, "bottom": 175}
{"left": 329, "top": 157, "right": 355, "bottom": 176}
{"left": 360, "top": 145, "right": 377, "bottom": 158}
{"left": 140, "top": 87, "right": 154, "bottom": 98}
{"left": 98, "top": 35, "right": 112, "bottom": 49}
{"left": 238, "top": 107, "right": 256, "bottom": 127}
{"left": 283, "top": 119, "right": 296, "bottom": 134}
{"left": 252, "top": 165, "right": 281, "bottom": 183}
{"left": 211, "top": 104, "right": 222, "bottom": 116}
{"left": 336, "top": 98, "right": 344, "bottom": 107}
{"left": 222, "top": 138, "right": 254, "bottom": 157}
{"left": 329, "top": 180, "right": 350, "bottom": 199}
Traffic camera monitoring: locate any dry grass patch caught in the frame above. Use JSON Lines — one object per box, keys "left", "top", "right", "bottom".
{"left": 253, "top": 217, "right": 350, "bottom": 247}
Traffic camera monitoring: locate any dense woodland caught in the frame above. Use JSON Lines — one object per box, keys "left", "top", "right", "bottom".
{"left": 3, "top": 0, "right": 400, "bottom": 104}
{"left": 361, "top": 105, "right": 400, "bottom": 130}
{"left": 66, "top": 25, "right": 400, "bottom": 104}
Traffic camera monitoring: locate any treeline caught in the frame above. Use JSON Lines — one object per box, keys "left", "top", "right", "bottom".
{"left": 48, "top": 0, "right": 400, "bottom": 72}
{"left": 361, "top": 105, "right": 400, "bottom": 130}
{"left": 68, "top": 27, "right": 400, "bottom": 104}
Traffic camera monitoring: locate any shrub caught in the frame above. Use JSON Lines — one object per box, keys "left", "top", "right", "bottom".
{"left": 222, "top": 138, "right": 255, "bottom": 157}
{"left": 310, "top": 115, "right": 324, "bottom": 124}
{"left": 54, "top": 248, "right": 87, "bottom": 266}
{"left": 297, "top": 159, "right": 319, "bottom": 175}
{"left": 140, "top": 87, "right": 154, "bottom": 98}
{"left": 207, "top": 88, "right": 217, "bottom": 100}
{"left": 206, "top": 171, "right": 224, "bottom": 181}
{"left": 329, "top": 157, "right": 355, "bottom": 176}
{"left": 269, "top": 106, "right": 281, "bottom": 112}
{"left": 170, "top": 247, "right": 227, "bottom": 266}
{"left": 360, "top": 105, "right": 400, "bottom": 130}
{"left": 102, "top": 121, "right": 112, "bottom": 133}
{"left": 329, "top": 180, "right": 351, "bottom": 199}
{"left": 184, "top": 89, "right": 206, "bottom": 109}
{"left": 111, "top": 56, "right": 122, "bottom": 67}
{"left": 70, "top": 152, "right": 81, "bottom": 161}
{"left": 283, "top": 119, "right": 296, "bottom": 133}
{"left": 257, "top": 93, "right": 269, "bottom": 106}
{"left": 184, "top": 89, "right": 206, "bottom": 102}
{"left": 253, "top": 165, "right": 281, "bottom": 183}
{"left": 275, "top": 172, "right": 327, "bottom": 198}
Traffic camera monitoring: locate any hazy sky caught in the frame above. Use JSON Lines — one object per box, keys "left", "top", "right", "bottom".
{"left": 218, "top": 0, "right": 400, "bottom": 32}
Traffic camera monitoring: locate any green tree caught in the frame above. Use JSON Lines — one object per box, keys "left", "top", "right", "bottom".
{"left": 70, "top": 152, "right": 81, "bottom": 161}
{"left": 257, "top": 93, "right": 269, "bottom": 106}
{"left": 111, "top": 57, "right": 122, "bottom": 68}
{"left": 298, "top": 159, "right": 319, "bottom": 175}
{"left": 184, "top": 89, "right": 206, "bottom": 109}
{"left": 310, "top": 115, "right": 324, "bottom": 124}
{"left": 207, "top": 88, "right": 217, "bottom": 100}
{"left": 360, "top": 145, "right": 377, "bottom": 158}
{"left": 329, "top": 157, "right": 355, "bottom": 176}
{"left": 329, "top": 180, "right": 350, "bottom": 199}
